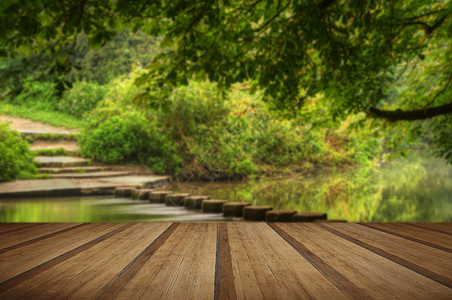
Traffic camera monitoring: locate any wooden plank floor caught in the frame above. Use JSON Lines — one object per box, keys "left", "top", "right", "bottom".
{"left": 0, "top": 223, "right": 451, "bottom": 299}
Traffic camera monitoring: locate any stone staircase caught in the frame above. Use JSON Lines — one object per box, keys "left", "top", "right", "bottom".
{"left": 35, "top": 156, "right": 132, "bottom": 179}
{"left": 27, "top": 132, "right": 135, "bottom": 180}
{"left": 0, "top": 130, "right": 171, "bottom": 198}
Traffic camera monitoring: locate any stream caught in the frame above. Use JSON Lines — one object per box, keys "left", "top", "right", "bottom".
{"left": 1, "top": 151, "right": 451, "bottom": 222}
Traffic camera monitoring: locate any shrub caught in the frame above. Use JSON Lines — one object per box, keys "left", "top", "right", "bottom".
{"left": 79, "top": 111, "right": 182, "bottom": 174}
{"left": 9, "top": 79, "right": 58, "bottom": 111}
{"left": 0, "top": 124, "right": 37, "bottom": 182}
{"left": 59, "top": 81, "right": 107, "bottom": 117}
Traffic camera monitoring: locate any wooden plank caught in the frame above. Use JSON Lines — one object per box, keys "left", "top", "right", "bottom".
{"left": 361, "top": 223, "right": 452, "bottom": 252}
{"left": 0, "top": 223, "right": 86, "bottom": 254}
{"left": 1, "top": 223, "right": 170, "bottom": 299}
{"left": 228, "top": 222, "right": 277, "bottom": 299}
{"left": 321, "top": 223, "right": 452, "bottom": 288}
{"left": 269, "top": 223, "right": 368, "bottom": 299}
{"left": 95, "top": 223, "right": 178, "bottom": 299}
{"left": 246, "top": 223, "right": 348, "bottom": 299}
{"left": 0, "top": 223, "right": 124, "bottom": 283}
{"left": 164, "top": 223, "right": 217, "bottom": 300}
{"left": 214, "top": 223, "right": 236, "bottom": 300}
{"left": 411, "top": 223, "right": 452, "bottom": 235}
{"left": 0, "top": 223, "right": 44, "bottom": 234}
{"left": 116, "top": 223, "right": 212, "bottom": 299}
{"left": 277, "top": 223, "right": 452, "bottom": 299}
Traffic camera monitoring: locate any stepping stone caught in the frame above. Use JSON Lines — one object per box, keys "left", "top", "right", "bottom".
{"left": 202, "top": 200, "right": 228, "bottom": 213}
{"left": 313, "top": 219, "right": 347, "bottom": 223}
{"left": 292, "top": 212, "right": 327, "bottom": 222}
{"left": 266, "top": 210, "right": 297, "bottom": 222}
{"left": 223, "top": 202, "right": 250, "bottom": 217}
{"left": 50, "top": 171, "right": 131, "bottom": 179}
{"left": 243, "top": 206, "right": 273, "bottom": 221}
{"left": 114, "top": 187, "right": 136, "bottom": 198}
{"left": 35, "top": 156, "right": 90, "bottom": 167}
{"left": 166, "top": 193, "right": 190, "bottom": 206}
{"left": 149, "top": 191, "right": 173, "bottom": 203}
{"left": 184, "top": 196, "right": 210, "bottom": 209}
{"left": 131, "top": 189, "right": 154, "bottom": 200}
{"left": 39, "top": 166, "right": 111, "bottom": 174}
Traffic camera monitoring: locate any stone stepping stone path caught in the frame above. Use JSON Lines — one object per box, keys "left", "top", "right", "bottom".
{"left": 117, "top": 187, "right": 337, "bottom": 222}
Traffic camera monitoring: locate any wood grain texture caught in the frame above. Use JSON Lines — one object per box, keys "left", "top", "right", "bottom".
{"left": 0, "top": 223, "right": 132, "bottom": 293}
{"left": 0, "top": 223, "right": 86, "bottom": 254}
{"left": 411, "top": 223, "right": 452, "bottom": 235}
{"left": 96, "top": 223, "right": 179, "bottom": 299}
{"left": 0, "top": 222, "right": 450, "bottom": 299}
{"left": 115, "top": 223, "right": 217, "bottom": 300}
{"left": 245, "top": 223, "right": 348, "bottom": 299}
{"left": 360, "top": 223, "right": 452, "bottom": 252}
{"left": 321, "top": 223, "right": 452, "bottom": 288}
{"left": 0, "top": 223, "right": 170, "bottom": 299}
{"left": 277, "top": 223, "right": 452, "bottom": 299}
{"left": 214, "top": 223, "right": 236, "bottom": 300}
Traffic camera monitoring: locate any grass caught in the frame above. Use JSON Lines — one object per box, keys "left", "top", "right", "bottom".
{"left": 0, "top": 103, "right": 86, "bottom": 129}
{"left": 32, "top": 148, "right": 73, "bottom": 156}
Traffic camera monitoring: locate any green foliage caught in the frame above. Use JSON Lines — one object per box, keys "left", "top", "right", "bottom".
{"left": 6, "top": 79, "right": 59, "bottom": 111}
{"left": 80, "top": 113, "right": 181, "bottom": 174}
{"left": 32, "top": 148, "right": 72, "bottom": 156}
{"left": 0, "top": 123, "right": 36, "bottom": 182}
{"left": 0, "top": 98, "right": 85, "bottom": 130}
{"left": 1, "top": 0, "right": 450, "bottom": 162}
{"left": 78, "top": 73, "right": 182, "bottom": 174}
{"left": 68, "top": 30, "right": 160, "bottom": 84}
{"left": 59, "top": 81, "right": 107, "bottom": 117}
{"left": 90, "top": 78, "right": 383, "bottom": 179}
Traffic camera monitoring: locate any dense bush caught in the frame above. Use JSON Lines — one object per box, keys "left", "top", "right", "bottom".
{"left": 59, "top": 81, "right": 107, "bottom": 117}
{"left": 80, "top": 73, "right": 384, "bottom": 179}
{"left": 0, "top": 124, "right": 36, "bottom": 182}
{"left": 7, "top": 79, "right": 58, "bottom": 111}
{"left": 79, "top": 71, "right": 182, "bottom": 174}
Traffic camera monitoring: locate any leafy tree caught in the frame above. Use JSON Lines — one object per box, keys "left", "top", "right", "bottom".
{"left": 1, "top": 0, "right": 451, "bottom": 159}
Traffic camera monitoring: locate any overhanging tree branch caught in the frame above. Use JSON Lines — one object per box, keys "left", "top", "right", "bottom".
{"left": 368, "top": 102, "right": 452, "bottom": 121}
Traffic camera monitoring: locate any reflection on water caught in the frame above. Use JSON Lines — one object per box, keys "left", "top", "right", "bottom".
{"left": 167, "top": 152, "right": 452, "bottom": 222}
{"left": 0, "top": 151, "right": 451, "bottom": 222}
{"left": 0, "top": 197, "right": 229, "bottom": 222}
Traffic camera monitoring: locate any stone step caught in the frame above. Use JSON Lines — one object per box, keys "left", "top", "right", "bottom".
{"left": 35, "top": 156, "right": 91, "bottom": 167}
{"left": 202, "top": 200, "right": 228, "bottom": 213}
{"left": 266, "top": 210, "right": 297, "bottom": 222}
{"left": 131, "top": 188, "right": 155, "bottom": 200}
{"left": 243, "top": 206, "right": 273, "bottom": 221}
{"left": 184, "top": 196, "right": 210, "bottom": 209}
{"left": 222, "top": 202, "right": 250, "bottom": 217}
{"left": 19, "top": 130, "right": 79, "bottom": 141}
{"left": 30, "top": 140, "right": 79, "bottom": 153}
{"left": 149, "top": 191, "right": 173, "bottom": 203}
{"left": 39, "top": 166, "right": 111, "bottom": 174}
{"left": 166, "top": 193, "right": 190, "bottom": 206}
{"left": 50, "top": 171, "right": 131, "bottom": 179}
{"left": 292, "top": 212, "right": 327, "bottom": 222}
{"left": 114, "top": 186, "right": 136, "bottom": 198}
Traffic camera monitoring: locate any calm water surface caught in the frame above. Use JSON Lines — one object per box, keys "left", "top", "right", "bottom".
{"left": 1, "top": 152, "right": 451, "bottom": 222}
